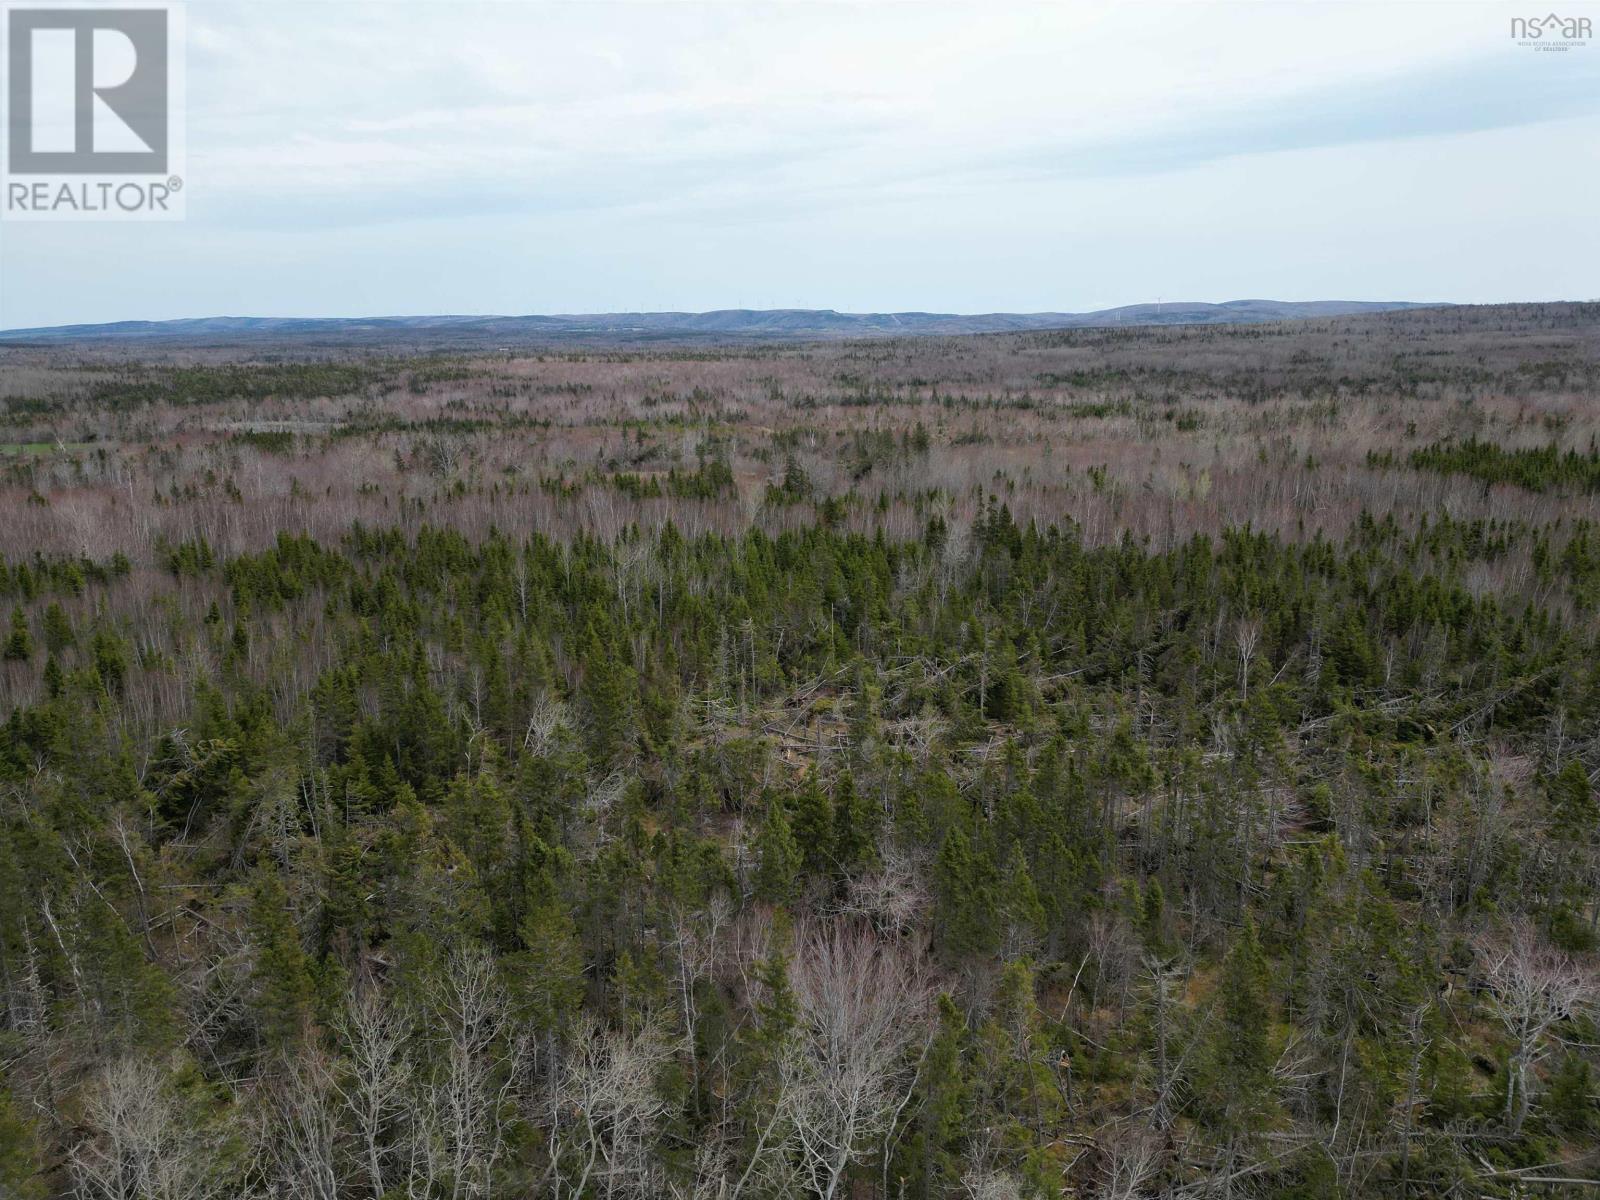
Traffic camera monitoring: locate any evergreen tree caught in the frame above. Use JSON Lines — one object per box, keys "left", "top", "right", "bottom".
{"left": 248, "top": 870, "right": 315, "bottom": 1052}
{"left": 3, "top": 608, "right": 31, "bottom": 662}
{"left": 1548, "top": 759, "right": 1597, "bottom": 841}
{"left": 580, "top": 619, "right": 636, "bottom": 769}
{"left": 790, "top": 774, "right": 834, "bottom": 881}
{"left": 1000, "top": 843, "right": 1046, "bottom": 954}
{"left": 0, "top": 1088, "right": 45, "bottom": 1200}
{"left": 753, "top": 799, "right": 802, "bottom": 907}
{"left": 934, "top": 827, "right": 1000, "bottom": 967}
{"left": 912, "top": 995, "right": 970, "bottom": 1197}
{"left": 41, "top": 603, "right": 73, "bottom": 654}
{"left": 1205, "top": 916, "right": 1276, "bottom": 1131}
{"left": 512, "top": 897, "right": 585, "bottom": 1037}
{"left": 829, "top": 772, "right": 879, "bottom": 882}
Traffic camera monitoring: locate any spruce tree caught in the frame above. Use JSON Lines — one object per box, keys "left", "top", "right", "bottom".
{"left": 1000, "top": 842, "right": 1046, "bottom": 954}
{"left": 580, "top": 619, "right": 636, "bottom": 769}
{"left": 1207, "top": 916, "right": 1275, "bottom": 1131}
{"left": 41, "top": 602, "right": 73, "bottom": 654}
{"left": 829, "top": 771, "right": 879, "bottom": 883}
{"left": 0, "top": 1088, "right": 45, "bottom": 1200}
{"left": 512, "top": 898, "right": 585, "bottom": 1037}
{"left": 3, "top": 608, "right": 31, "bottom": 662}
{"left": 753, "top": 799, "right": 802, "bottom": 907}
{"left": 790, "top": 774, "right": 834, "bottom": 881}
{"left": 1548, "top": 759, "right": 1597, "bottom": 842}
{"left": 914, "top": 995, "right": 970, "bottom": 1197}
{"left": 248, "top": 870, "right": 315, "bottom": 1053}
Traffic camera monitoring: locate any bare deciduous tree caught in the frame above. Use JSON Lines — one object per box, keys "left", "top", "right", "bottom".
{"left": 1095, "top": 1122, "right": 1163, "bottom": 1200}
{"left": 961, "top": 1163, "right": 1026, "bottom": 1200}
{"left": 1479, "top": 921, "right": 1598, "bottom": 1134}
{"left": 69, "top": 1057, "right": 247, "bottom": 1200}
{"left": 334, "top": 984, "right": 414, "bottom": 1200}
{"left": 783, "top": 921, "right": 935, "bottom": 1200}
{"left": 547, "top": 1016, "right": 676, "bottom": 1200}
{"left": 842, "top": 843, "right": 931, "bottom": 937}
{"left": 255, "top": 1049, "right": 344, "bottom": 1200}
{"left": 413, "top": 947, "right": 525, "bottom": 1200}
{"left": 522, "top": 692, "right": 570, "bottom": 756}
{"left": 1234, "top": 616, "right": 1261, "bottom": 701}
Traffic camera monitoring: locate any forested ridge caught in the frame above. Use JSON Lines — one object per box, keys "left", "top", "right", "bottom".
{"left": 2, "top": 305, "right": 1600, "bottom": 1198}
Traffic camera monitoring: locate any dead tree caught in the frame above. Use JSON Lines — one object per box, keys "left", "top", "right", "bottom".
{"left": 1235, "top": 616, "right": 1262, "bottom": 701}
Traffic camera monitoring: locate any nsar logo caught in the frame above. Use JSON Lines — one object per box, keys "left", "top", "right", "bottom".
{"left": 1510, "top": 11, "right": 1592, "bottom": 50}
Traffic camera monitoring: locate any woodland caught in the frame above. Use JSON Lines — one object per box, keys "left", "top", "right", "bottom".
{"left": 1, "top": 302, "right": 1600, "bottom": 1198}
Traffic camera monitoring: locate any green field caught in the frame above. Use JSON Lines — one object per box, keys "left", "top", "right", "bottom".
{"left": 0, "top": 441, "right": 94, "bottom": 455}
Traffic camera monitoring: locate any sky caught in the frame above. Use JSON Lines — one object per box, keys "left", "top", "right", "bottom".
{"left": 1, "top": 0, "right": 1597, "bottom": 329}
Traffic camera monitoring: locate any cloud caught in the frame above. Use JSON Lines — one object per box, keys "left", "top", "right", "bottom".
{"left": 172, "top": 2, "right": 1599, "bottom": 229}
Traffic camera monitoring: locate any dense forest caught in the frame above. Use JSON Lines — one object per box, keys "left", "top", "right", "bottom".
{"left": 2, "top": 304, "right": 1600, "bottom": 1198}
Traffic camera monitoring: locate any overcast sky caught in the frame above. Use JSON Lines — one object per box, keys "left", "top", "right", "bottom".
{"left": 1, "top": 0, "right": 1597, "bottom": 328}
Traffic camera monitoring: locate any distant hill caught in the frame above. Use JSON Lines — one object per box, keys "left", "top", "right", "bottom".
{"left": 0, "top": 300, "right": 1445, "bottom": 345}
